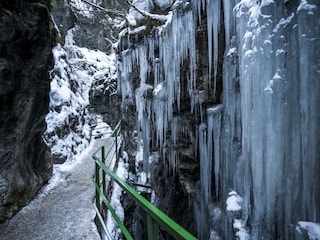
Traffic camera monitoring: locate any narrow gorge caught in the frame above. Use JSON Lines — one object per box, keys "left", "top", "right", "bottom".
{"left": 0, "top": 0, "right": 319, "bottom": 239}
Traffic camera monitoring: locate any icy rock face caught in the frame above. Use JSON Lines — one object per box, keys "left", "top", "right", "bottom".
{"left": 231, "top": 1, "right": 320, "bottom": 239}
{"left": 89, "top": 52, "right": 120, "bottom": 129}
{"left": 0, "top": 0, "right": 53, "bottom": 222}
{"left": 118, "top": 1, "right": 218, "bottom": 237}
{"left": 118, "top": 0, "right": 320, "bottom": 239}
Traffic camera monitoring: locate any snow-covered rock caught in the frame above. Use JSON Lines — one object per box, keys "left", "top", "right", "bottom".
{"left": 44, "top": 29, "right": 116, "bottom": 163}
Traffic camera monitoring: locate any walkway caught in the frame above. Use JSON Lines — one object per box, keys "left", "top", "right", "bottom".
{"left": 0, "top": 139, "right": 104, "bottom": 240}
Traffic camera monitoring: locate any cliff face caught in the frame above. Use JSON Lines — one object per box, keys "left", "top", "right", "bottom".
{"left": 51, "top": 0, "right": 128, "bottom": 52}
{"left": 0, "top": 0, "right": 53, "bottom": 222}
{"left": 117, "top": 0, "right": 320, "bottom": 239}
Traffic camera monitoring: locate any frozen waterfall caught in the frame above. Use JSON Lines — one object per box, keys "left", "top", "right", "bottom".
{"left": 117, "top": 0, "right": 320, "bottom": 239}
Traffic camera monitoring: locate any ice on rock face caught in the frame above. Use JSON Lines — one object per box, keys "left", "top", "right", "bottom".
{"left": 296, "top": 221, "right": 320, "bottom": 240}
{"left": 196, "top": 105, "right": 223, "bottom": 239}
{"left": 118, "top": 5, "right": 196, "bottom": 173}
{"left": 232, "top": 0, "right": 320, "bottom": 238}
{"left": 118, "top": 0, "right": 320, "bottom": 239}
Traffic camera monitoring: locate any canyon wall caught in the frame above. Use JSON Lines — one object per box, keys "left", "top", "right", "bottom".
{"left": 0, "top": 0, "right": 53, "bottom": 222}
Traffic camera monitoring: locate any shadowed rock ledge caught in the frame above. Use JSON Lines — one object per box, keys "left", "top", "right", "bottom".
{"left": 0, "top": 0, "right": 53, "bottom": 222}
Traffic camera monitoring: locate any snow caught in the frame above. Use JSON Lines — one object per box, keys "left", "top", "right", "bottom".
{"left": 272, "top": 13, "right": 295, "bottom": 34}
{"left": 154, "top": 0, "right": 172, "bottom": 10}
{"left": 297, "top": 0, "right": 317, "bottom": 14}
{"left": 129, "top": 25, "right": 146, "bottom": 35}
{"left": 226, "top": 191, "right": 249, "bottom": 240}
{"left": 70, "top": 0, "right": 94, "bottom": 19}
{"left": 264, "top": 71, "right": 282, "bottom": 94}
{"left": 226, "top": 191, "right": 242, "bottom": 211}
{"left": 227, "top": 47, "right": 237, "bottom": 57}
{"left": 128, "top": 0, "right": 154, "bottom": 21}
{"left": 244, "top": 49, "right": 253, "bottom": 58}
{"left": 45, "top": 28, "right": 116, "bottom": 162}
{"left": 275, "top": 48, "right": 286, "bottom": 56}
{"left": 233, "top": 219, "right": 250, "bottom": 240}
{"left": 91, "top": 115, "right": 112, "bottom": 139}
{"left": 153, "top": 82, "right": 164, "bottom": 96}
{"left": 296, "top": 221, "right": 320, "bottom": 240}
{"left": 234, "top": 0, "right": 261, "bottom": 27}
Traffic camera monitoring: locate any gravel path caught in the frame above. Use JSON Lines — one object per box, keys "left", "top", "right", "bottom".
{"left": 0, "top": 140, "right": 104, "bottom": 240}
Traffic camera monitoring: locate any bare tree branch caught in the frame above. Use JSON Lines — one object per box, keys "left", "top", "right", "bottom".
{"left": 81, "top": 0, "right": 126, "bottom": 19}
{"left": 126, "top": 0, "right": 168, "bottom": 22}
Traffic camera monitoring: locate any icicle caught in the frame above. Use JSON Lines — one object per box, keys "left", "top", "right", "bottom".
{"left": 207, "top": 0, "right": 213, "bottom": 91}
{"left": 197, "top": 123, "right": 209, "bottom": 239}
{"left": 207, "top": 0, "right": 221, "bottom": 97}
{"left": 154, "top": 6, "right": 196, "bottom": 173}
{"left": 208, "top": 105, "right": 223, "bottom": 200}
{"left": 197, "top": 104, "right": 223, "bottom": 239}
{"left": 223, "top": 0, "right": 234, "bottom": 47}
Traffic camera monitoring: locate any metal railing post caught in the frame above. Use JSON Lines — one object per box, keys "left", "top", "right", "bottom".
{"left": 101, "top": 146, "right": 107, "bottom": 218}
{"left": 147, "top": 214, "right": 159, "bottom": 240}
{"left": 115, "top": 129, "right": 118, "bottom": 161}
{"left": 101, "top": 146, "right": 106, "bottom": 195}
{"left": 94, "top": 161, "right": 101, "bottom": 233}
{"left": 92, "top": 120, "right": 197, "bottom": 240}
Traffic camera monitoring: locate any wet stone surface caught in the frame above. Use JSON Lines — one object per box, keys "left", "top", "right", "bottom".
{"left": 0, "top": 140, "right": 103, "bottom": 240}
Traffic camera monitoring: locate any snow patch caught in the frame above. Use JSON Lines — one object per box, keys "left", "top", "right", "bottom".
{"left": 272, "top": 13, "right": 295, "bottom": 34}
{"left": 154, "top": 0, "right": 172, "bottom": 10}
{"left": 70, "top": 0, "right": 94, "bottom": 19}
{"left": 227, "top": 47, "right": 237, "bottom": 57}
{"left": 226, "top": 191, "right": 243, "bottom": 211}
{"left": 233, "top": 219, "right": 250, "bottom": 240}
{"left": 296, "top": 221, "right": 320, "bottom": 240}
{"left": 297, "top": 0, "right": 317, "bottom": 15}
{"left": 276, "top": 49, "right": 286, "bottom": 56}
{"left": 264, "top": 71, "right": 282, "bottom": 94}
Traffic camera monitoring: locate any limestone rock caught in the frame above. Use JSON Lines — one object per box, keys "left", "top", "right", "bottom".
{"left": 0, "top": 0, "right": 53, "bottom": 222}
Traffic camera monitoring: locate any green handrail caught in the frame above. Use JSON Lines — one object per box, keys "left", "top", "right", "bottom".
{"left": 93, "top": 178, "right": 134, "bottom": 240}
{"left": 92, "top": 120, "right": 123, "bottom": 238}
{"left": 92, "top": 120, "right": 197, "bottom": 240}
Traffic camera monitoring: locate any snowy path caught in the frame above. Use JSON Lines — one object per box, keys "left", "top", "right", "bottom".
{"left": 0, "top": 139, "right": 104, "bottom": 240}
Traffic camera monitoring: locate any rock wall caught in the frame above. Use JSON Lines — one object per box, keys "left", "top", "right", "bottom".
{"left": 0, "top": 0, "right": 53, "bottom": 222}
{"left": 51, "top": 0, "right": 129, "bottom": 52}
{"left": 117, "top": 0, "right": 320, "bottom": 239}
